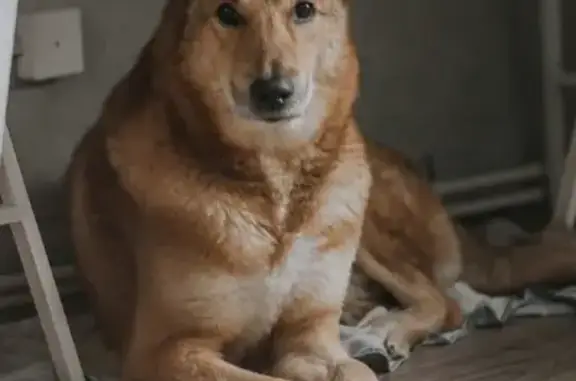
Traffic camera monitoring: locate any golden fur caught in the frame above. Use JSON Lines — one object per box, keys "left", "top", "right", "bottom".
{"left": 68, "top": 0, "right": 377, "bottom": 380}
{"left": 458, "top": 222, "right": 576, "bottom": 295}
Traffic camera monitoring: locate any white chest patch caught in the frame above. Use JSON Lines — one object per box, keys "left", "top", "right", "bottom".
{"left": 266, "top": 236, "right": 318, "bottom": 298}
{"left": 266, "top": 235, "right": 355, "bottom": 309}
{"left": 227, "top": 235, "right": 355, "bottom": 361}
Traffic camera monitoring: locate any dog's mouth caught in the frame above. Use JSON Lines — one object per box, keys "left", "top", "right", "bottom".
{"left": 258, "top": 112, "right": 299, "bottom": 124}
{"left": 265, "top": 116, "right": 294, "bottom": 123}
{"left": 233, "top": 103, "right": 305, "bottom": 124}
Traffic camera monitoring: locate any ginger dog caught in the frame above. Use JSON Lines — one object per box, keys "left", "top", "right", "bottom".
{"left": 67, "top": 0, "right": 377, "bottom": 381}
{"left": 342, "top": 144, "right": 463, "bottom": 360}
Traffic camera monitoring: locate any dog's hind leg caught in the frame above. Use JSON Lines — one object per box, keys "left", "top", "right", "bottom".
{"left": 355, "top": 247, "right": 450, "bottom": 360}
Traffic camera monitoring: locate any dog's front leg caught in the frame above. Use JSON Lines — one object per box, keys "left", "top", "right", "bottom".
{"left": 122, "top": 335, "right": 290, "bottom": 381}
{"left": 271, "top": 308, "right": 377, "bottom": 381}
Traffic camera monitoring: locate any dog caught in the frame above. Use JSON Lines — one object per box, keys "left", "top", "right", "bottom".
{"left": 67, "top": 0, "right": 377, "bottom": 381}
{"left": 341, "top": 144, "right": 464, "bottom": 360}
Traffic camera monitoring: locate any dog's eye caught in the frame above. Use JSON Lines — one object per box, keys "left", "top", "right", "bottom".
{"left": 216, "top": 3, "right": 244, "bottom": 28}
{"left": 293, "top": 1, "right": 316, "bottom": 23}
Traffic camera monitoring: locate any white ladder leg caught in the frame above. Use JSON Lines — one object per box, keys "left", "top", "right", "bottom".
{"left": 553, "top": 119, "right": 576, "bottom": 229}
{"left": 1, "top": 130, "right": 84, "bottom": 381}
{"left": 540, "top": 0, "right": 566, "bottom": 205}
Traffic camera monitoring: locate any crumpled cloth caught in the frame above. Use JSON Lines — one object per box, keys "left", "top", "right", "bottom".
{"left": 339, "top": 218, "right": 576, "bottom": 373}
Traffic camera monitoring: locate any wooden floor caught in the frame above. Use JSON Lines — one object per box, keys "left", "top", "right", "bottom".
{"left": 381, "top": 317, "right": 576, "bottom": 381}
{"left": 1, "top": 298, "right": 574, "bottom": 380}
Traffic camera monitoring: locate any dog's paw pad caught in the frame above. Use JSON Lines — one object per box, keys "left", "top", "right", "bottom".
{"left": 383, "top": 338, "right": 409, "bottom": 361}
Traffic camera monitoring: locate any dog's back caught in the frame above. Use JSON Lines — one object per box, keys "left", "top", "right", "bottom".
{"left": 363, "top": 143, "right": 462, "bottom": 289}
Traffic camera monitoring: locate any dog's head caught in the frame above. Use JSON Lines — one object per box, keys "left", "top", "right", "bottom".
{"left": 160, "top": 0, "right": 357, "bottom": 150}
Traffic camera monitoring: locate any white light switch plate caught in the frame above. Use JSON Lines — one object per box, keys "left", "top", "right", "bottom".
{"left": 17, "top": 7, "right": 84, "bottom": 81}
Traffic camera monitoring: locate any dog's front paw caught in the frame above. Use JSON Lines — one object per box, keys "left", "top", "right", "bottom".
{"left": 383, "top": 334, "right": 410, "bottom": 362}
{"left": 329, "top": 359, "right": 378, "bottom": 381}
{"left": 273, "top": 354, "right": 329, "bottom": 381}
{"left": 363, "top": 310, "right": 412, "bottom": 363}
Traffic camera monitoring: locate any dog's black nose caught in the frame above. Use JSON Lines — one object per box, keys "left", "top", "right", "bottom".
{"left": 249, "top": 76, "right": 295, "bottom": 113}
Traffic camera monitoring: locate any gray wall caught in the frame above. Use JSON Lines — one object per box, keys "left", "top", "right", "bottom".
{"left": 353, "top": 0, "right": 542, "bottom": 174}
{"left": 2, "top": 0, "right": 543, "bottom": 272}
{"left": 563, "top": 0, "right": 576, "bottom": 135}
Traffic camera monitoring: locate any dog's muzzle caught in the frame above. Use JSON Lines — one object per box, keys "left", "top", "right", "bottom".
{"left": 249, "top": 75, "right": 296, "bottom": 121}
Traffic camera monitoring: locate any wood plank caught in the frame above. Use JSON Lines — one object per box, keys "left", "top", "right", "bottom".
{"left": 381, "top": 317, "right": 576, "bottom": 381}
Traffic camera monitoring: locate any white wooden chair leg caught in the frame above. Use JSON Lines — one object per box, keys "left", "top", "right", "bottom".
{"left": 1, "top": 130, "right": 84, "bottom": 381}
{"left": 540, "top": 0, "right": 566, "bottom": 203}
{"left": 553, "top": 119, "right": 576, "bottom": 228}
